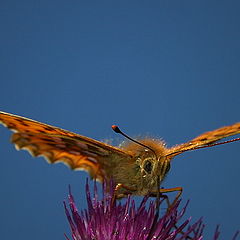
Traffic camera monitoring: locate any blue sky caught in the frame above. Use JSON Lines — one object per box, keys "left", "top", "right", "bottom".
{"left": 0, "top": 1, "right": 240, "bottom": 239}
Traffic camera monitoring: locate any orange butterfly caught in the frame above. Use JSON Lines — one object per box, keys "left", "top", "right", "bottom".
{"left": 0, "top": 111, "right": 239, "bottom": 199}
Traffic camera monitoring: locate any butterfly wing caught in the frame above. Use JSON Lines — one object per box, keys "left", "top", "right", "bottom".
{"left": 168, "top": 122, "right": 240, "bottom": 156}
{"left": 0, "top": 111, "right": 132, "bottom": 181}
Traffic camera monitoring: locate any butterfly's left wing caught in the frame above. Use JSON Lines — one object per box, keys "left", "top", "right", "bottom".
{"left": 168, "top": 122, "right": 240, "bottom": 157}
{"left": 0, "top": 111, "right": 132, "bottom": 181}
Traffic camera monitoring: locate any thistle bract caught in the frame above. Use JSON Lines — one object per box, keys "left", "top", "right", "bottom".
{"left": 64, "top": 182, "right": 239, "bottom": 240}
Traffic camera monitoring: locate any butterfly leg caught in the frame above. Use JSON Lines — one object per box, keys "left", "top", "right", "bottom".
{"left": 149, "top": 186, "right": 182, "bottom": 211}
{"left": 160, "top": 186, "right": 183, "bottom": 212}
{"left": 110, "top": 183, "right": 136, "bottom": 206}
{"left": 114, "top": 183, "right": 136, "bottom": 198}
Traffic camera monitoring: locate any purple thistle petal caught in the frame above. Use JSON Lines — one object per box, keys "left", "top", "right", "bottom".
{"left": 232, "top": 231, "right": 240, "bottom": 240}
{"left": 213, "top": 225, "right": 221, "bottom": 240}
{"left": 64, "top": 181, "right": 239, "bottom": 240}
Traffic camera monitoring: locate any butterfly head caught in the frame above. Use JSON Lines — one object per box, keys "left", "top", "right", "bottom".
{"left": 120, "top": 138, "right": 172, "bottom": 194}
{"left": 112, "top": 126, "right": 172, "bottom": 186}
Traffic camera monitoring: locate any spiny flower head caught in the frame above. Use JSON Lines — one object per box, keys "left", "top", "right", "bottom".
{"left": 64, "top": 181, "right": 239, "bottom": 240}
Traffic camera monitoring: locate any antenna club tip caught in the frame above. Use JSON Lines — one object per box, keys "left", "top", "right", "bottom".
{"left": 112, "top": 125, "right": 121, "bottom": 133}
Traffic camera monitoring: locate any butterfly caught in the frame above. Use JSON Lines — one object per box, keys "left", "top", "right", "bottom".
{"left": 0, "top": 111, "right": 239, "bottom": 198}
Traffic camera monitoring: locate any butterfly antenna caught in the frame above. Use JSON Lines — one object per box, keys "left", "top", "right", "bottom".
{"left": 167, "top": 137, "right": 240, "bottom": 157}
{"left": 112, "top": 125, "right": 158, "bottom": 159}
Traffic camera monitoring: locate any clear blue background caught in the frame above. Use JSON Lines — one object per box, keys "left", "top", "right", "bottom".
{"left": 0, "top": 1, "right": 239, "bottom": 239}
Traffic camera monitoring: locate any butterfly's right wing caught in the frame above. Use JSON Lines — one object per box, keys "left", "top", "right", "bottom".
{"left": 0, "top": 111, "right": 133, "bottom": 182}
{"left": 168, "top": 122, "right": 240, "bottom": 157}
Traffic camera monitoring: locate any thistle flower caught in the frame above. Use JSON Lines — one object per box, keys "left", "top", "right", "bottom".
{"left": 64, "top": 181, "right": 239, "bottom": 240}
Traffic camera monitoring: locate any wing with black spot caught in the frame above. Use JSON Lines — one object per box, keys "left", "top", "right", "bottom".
{"left": 168, "top": 122, "right": 240, "bottom": 156}
{"left": 0, "top": 111, "right": 132, "bottom": 181}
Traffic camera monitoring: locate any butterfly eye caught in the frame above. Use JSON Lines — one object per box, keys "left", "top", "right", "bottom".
{"left": 143, "top": 160, "right": 153, "bottom": 174}
{"left": 165, "top": 163, "right": 171, "bottom": 173}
